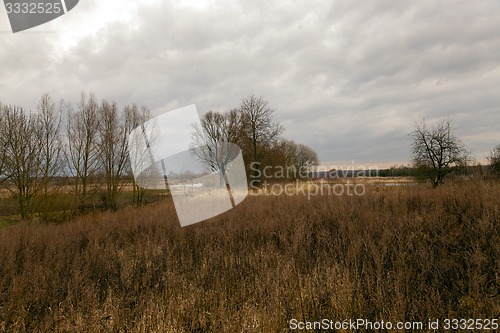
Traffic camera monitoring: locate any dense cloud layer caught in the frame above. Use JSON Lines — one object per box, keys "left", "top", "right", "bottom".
{"left": 1, "top": 0, "right": 499, "bottom": 166}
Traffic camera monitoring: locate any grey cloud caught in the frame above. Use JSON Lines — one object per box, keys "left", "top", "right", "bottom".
{"left": 1, "top": 0, "right": 499, "bottom": 164}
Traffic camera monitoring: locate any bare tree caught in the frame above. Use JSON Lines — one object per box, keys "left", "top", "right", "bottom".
{"left": 411, "top": 118, "right": 469, "bottom": 187}
{"left": 487, "top": 144, "right": 500, "bottom": 177}
{"left": 124, "top": 104, "right": 151, "bottom": 205}
{"left": 225, "top": 109, "right": 245, "bottom": 147}
{"left": 296, "top": 144, "right": 319, "bottom": 176}
{"left": 280, "top": 139, "right": 319, "bottom": 179}
{"left": 191, "top": 110, "right": 242, "bottom": 186}
{"left": 0, "top": 105, "right": 42, "bottom": 219}
{"left": 66, "top": 92, "right": 102, "bottom": 209}
{"left": 0, "top": 103, "right": 5, "bottom": 182}
{"left": 0, "top": 143, "right": 4, "bottom": 185}
{"left": 238, "top": 95, "right": 283, "bottom": 184}
{"left": 35, "top": 93, "right": 66, "bottom": 220}
{"left": 98, "top": 100, "right": 131, "bottom": 210}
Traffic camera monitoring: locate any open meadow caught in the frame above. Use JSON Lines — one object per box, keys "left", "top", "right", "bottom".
{"left": 0, "top": 180, "right": 499, "bottom": 332}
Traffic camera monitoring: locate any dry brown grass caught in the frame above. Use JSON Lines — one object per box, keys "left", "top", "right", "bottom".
{"left": 0, "top": 181, "right": 499, "bottom": 332}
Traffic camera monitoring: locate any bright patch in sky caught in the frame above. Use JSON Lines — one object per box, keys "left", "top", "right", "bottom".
{"left": 51, "top": 0, "right": 213, "bottom": 53}
{"left": 178, "top": 0, "right": 212, "bottom": 9}
{"left": 52, "top": 0, "right": 161, "bottom": 52}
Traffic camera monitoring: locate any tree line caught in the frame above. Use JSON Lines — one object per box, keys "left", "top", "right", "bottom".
{"left": 0, "top": 93, "right": 152, "bottom": 220}
{"left": 193, "top": 94, "right": 319, "bottom": 187}
{"left": 0, "top": 93, "right": 318, "bottom": 221}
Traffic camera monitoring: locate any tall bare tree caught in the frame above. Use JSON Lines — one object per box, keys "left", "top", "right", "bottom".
{"left": 192, "top": 110, "right": 242, "bottom": 186}
{"left": 0, "top": 144, "right": 4, "bottom": 186}
{"left": 98, "top": 100, "right": 131, "bottom": 210}
{"left": 411, "top": 118, "right": 469, "bottom": 187}
{"left": 124, "top": 104, "right": 151, "bottom": 205}
{"left": 66, "top": 92, "right": 101, "bottom": 209}
{"left": 0, "top": 105, "right": 42, "bottom": 219}
{"left": 0, "top": 103, "right": 5, "bottom": 182}
{"left": 238, "top": 95, "right": 283, "bottom": 184}
{"left": 36, "top": 93, "right": 65, "bottom": 220}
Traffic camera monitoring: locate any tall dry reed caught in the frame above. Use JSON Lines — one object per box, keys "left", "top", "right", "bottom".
{"left": 0, "top": 181, "right": 498, "bottom": 332}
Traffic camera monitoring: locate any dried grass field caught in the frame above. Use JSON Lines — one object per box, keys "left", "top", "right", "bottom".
{"left": 0, "top": 181, "right": 499, "bottom": 332}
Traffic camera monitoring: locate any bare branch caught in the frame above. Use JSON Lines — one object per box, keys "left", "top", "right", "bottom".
{"left": 411, "top": 117, "right": 469, "bottom": 186}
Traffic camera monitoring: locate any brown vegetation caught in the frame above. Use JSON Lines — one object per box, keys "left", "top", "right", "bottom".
{"left": 0, "top": 181, "right": 498, "bottom": 332}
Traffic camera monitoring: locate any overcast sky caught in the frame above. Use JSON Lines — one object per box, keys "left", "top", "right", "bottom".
{"left": 1, "top": 0, "right": 499, "bottom": 167}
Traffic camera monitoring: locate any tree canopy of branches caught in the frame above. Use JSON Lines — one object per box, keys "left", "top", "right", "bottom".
{"left": 487, "top": 144, "right": 500, "bottom": 177}
{"left": 66, "top": 92, "right": 102, "bottom": 207}
{"left": 0, "top": 93, "right": 155, "bottom": 220}
{"left": 411, "top": 118, "right": 469, "bottom": 187}
{"left": 98, "top": 100, "right": 134, "bottom": 210}
{"left": 192, "top": 95, "right": 318, "bottom": 186}
{"left": 36, "top": 94, "right": 65, "bottom": 219}
{"left": 191, "top": 111, "right": 242, "bottom": 186}
{"left": 0, "top": 105, "right": 43, "bottom": 218}
{"left": 238, "top": 95, "right": 283, "bottom": 182}
{"left": 124, "top": 104, "right": 151, "bottom": 205}
{"left": 279, "top": 139, "right": 319, "bottom": 178}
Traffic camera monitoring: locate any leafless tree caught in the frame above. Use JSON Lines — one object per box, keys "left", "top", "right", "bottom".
{"left": 124, "top": 104, "right": 151, "bottom": 205}
{"left": 0, "top": 105, "right": 42, "bottom": 219}
{"left": 66, "top": 92, "right": 102, "bottom": 208}
{"left": 0, "top": 103, "right": 5, "bottom": 182}
{"left": 411, "top": 118, "right": 469, "bottom": 187}
{"left": 238, "top": 95, "right": 283, "bottom": 184}
{"left": 192, "top": 110, "right": 242, "bottom": 186}
{"left": 36, "top": 93, "right": 65, "bottom": 220}
{"left": 487, "top": 144, "right": 500, "bottom": 177}
{"left": 0, "top": 146, "right": 4, "bottom": 186}
{"left": 280, "top": 139, "right": 319, "bottom": 178}
{"left": 37, "top": 93, "right": 64, "bottom": 190}
{"left": 96, "top": 100, "right": 132, "bottom": 209}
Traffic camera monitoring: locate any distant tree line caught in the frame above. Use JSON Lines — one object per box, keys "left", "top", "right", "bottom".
{"left": 0, "top": 93, "right": 318, "bottom": 221}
